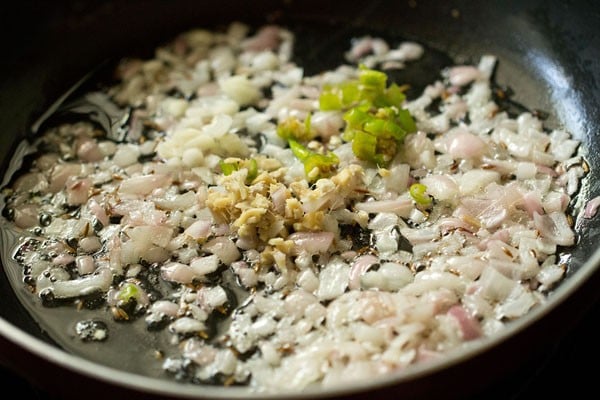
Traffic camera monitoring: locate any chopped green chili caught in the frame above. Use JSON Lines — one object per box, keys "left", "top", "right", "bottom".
{"left": 409, "top": 183, "right": 432, "bottom": 207}
{"left": 118, "top": 282, "right": 139, "bottom": 303}
{"left": 289, "top": 139, "right": 339, "bottom": 182}
{"left": 246, "top": 158, "right": 258, "bottom": 182}
{"left": 277, "top": 114, "right": 315, "bottom": 142}
{"left": 219, "top": 160, "right": 239, "bottom": 176}
{"left": 219, "top": 158, "right": 259, "bottom": 184}
{"left": 316, "top": 65, "right": 417, "bottom": 166}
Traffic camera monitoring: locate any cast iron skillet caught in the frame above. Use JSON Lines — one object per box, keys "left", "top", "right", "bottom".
{"left": 1, "top": 0, "right": 599, "bottom": 399}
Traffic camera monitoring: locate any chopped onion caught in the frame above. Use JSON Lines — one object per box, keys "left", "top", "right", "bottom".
{"left": 583, "top": 195, "right": 600, "bottom": 219}
{"left": 289, "top": 231, "right": 334, "bottom": 256}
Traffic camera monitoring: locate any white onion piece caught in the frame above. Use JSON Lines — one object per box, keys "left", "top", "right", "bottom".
{"left": 219, "top": 75, "right": 260, "bottom": 106}
{"left": 420, "top": 175, "right": 459, "bottom": 202}
{"left": 118, "top": 174, "right": 172, "bottom": 195}
{"left": 49, "top": 268, "right": 112, "bottom": 299}
{"left": 448, "top": 65, "right": 482, "bottom": 86}
{"left": 495, "top": 286, "right": 537, "bottom": 319}
{"left": 169, "top": 317, "right": 206, "bottom": 335}
{"left": 317, "top": 260, "right": 350, "bottom": 301}
{"left": 537, "top": 264, "right": 565, "bottom": 290}
{"left": 149, "top": 300, "right": 180, "bottom": 318}
{"left": 543, "top": 191, "right": 569, "bottom": 214}
{"left": 76, "top": 138, "right": 104, "bottom": 162}
{"left": 184, "top": 219, "right": 212, "bottom": 240}
{"left": 13, "top": 172, "right": 48, "bottom": 193}
{"left": 444, "top": 101, "right": 468, "bottom": 120}
{"left": 515, "top": 162, "right": 537, "bottom": 180}
{"left": 445, "top": 129, "right": 487, "bottom": 159}
{"left": 477, "top": 55, "right": 497, "bottom": 80}
{"left": 250, "top": 50, "right": 279, "bottom": 71}
{"left": 458, "top": 169, "right": 500, "bottom": 195}
{"left": 48, "top": 163, "right": 82, "bottom": 192}
{"left": 289, "top": 231, "right": 334, "bottom": 256}
{"left": 361, "top": 262, "right": 413, "bottom": 291}
{"left": 477, "top": 204, "right": 507, "bottom": 229}
{"left": 211, "top": 348, "right": 238, "bottom": 376}
{"left": 478, "top": 266, "right": 517, "bottom": 302}
{"left": 153, "top": 191, "right": 196, "bottom": 210}
{"left": 198, "top": 286, "right": 228, "bottom": 309}
{"left": 367, "top": 212, "right": 398, "bottom": 231}
{"left": 400, "top": 226, "right": 439, "bottom": 244}
{"left": 231, "top": 261, "right": 258, "bottom": 288}
{"left": 533, "top": 211, "right": 575, "bottom": 246}
{"left": 583, "top": 195, "right": 600, "bottom": 219}
{"left": 345, "top": 36, "right": 378, "bottom": 61}
{"left": 127, "top": 225, "right": 174, "bottom": 248}
{"left": 113, "top": 144, "right": 141, "bottom": 167}
{"left": 403, "top": 271, "right": 465, "bottom": 296}
{"left": 242, "top": 25, "right": 281, "bottom": 52}
{"left": 53, "top": 254, "right": 75, "bottom": 266}
{"left": 270, "top": 185, "right": 288, "bottom": 215}
{"left": 88, "top": 198, "right": 109, "bottom": 227}
{"left": 161, "top": 262, "right": 196, "bottom": 284}
{"left": 447, "top": 305, "right": 482, "bottom": 340}
{"left": 284, "top": 289, "right": 319, "bottom": 320}
{"left": 75, "top": 256, "right": 96, "bottom": 275}
{"left": 355, "top": 198, "right": 413, "bottom": 215}
{"left": 203, "top": 237, "right": 240, "bottom": 264}
{"left": 438, "top": 217, "right": 476, "bottom": 235}
{"left": 382, "top": 164, "right": 410, "bottom": 194}
{"left": 183, "top": 340, "right": 218, "bottom": 366}
{"left": 348, "top": 254, "right": 379, "bottom": 290}
{"left": 445, "top": 256, "right": 485, "bottom": 280}
{"left": 521, "top": 192, "right": 543, "bottom": 216}
{"left": 66, "top": 177, "right": 92, "bottom": 205}
{"left": 13, "top": 204, "right": 39, "bottom": 229}
{"left": 235, "top": 235, "right": 258, "bottom": 251}
{"left": 212, "top": 223, "right": 231, "bottom": 237}
{"left": 297, "top": 269, "right": 319, "bottom": 292}
{"left": 190, "top": 255, "right": 220, "bottom": 276}
{"left": 385, "top": 42, "right": 424, "bottom": 61}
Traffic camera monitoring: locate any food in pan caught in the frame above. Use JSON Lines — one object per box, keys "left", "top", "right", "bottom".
{"left": 0, "top": 22, "right": 586, "bottom": 391}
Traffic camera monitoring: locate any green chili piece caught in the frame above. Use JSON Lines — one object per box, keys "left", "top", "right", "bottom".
{"left": 319, "top": 90, "right": 343, "bottom": 111}
{"left": 344, "top": 108, "right": 371, "bottom": 129}
{"left": 302, "top": 64, "right": 418, "bottom": 168}
{"left": 277, "top": 116, "right": 314, "bottom": 141}
{"left": 352, "top": 130, "right": 384, "bottom": 165}
{"left": 367, "top": 119, "right": 406, "bottom": 141}
{"left": 363, "top": 118, "right": 387, "bottom": 136}
{"left": 396, "top": 108, "right": 417, "bottom": 133}
{"left": 246, "top": 158, "right": 258, "bottom": 183}
{"left": 289, "top": 139, "right": 339, "bottom": 181}
{"left": 219, "top": 160, "right": 239, "bottom": 175}
{"left": 409, "top": 183, "right": 432, "bottom": 206}
{"left": 118, "top": 283, "right": 138, "bottom": 302}
{"left": 340, "top": 81, "right": 360, "bottom": 106}
{"left": 384, "top": 83, "right": 407, "bottom": 106}
{"left": 289, "top": 139, "right": 311, "bottom": 161}
{"left": 359, "top": 65, "right": 387, "bottom": 91}
{"left": 304, "top": 153, "right": 339, "bottom": 180}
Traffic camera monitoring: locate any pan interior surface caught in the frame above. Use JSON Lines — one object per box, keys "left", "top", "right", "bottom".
{"left": 1, "top": 1, "right": 599, "bottom": 399}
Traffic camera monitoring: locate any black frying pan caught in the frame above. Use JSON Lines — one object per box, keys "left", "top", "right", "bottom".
{"left": 1, "top": 1, "right": 599, "bottom": 399}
